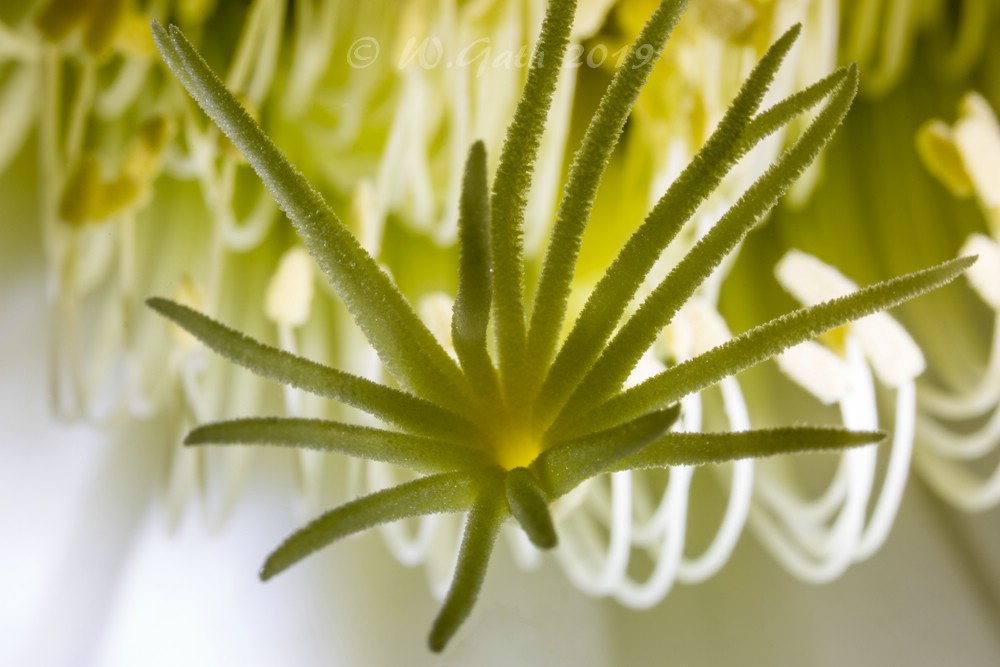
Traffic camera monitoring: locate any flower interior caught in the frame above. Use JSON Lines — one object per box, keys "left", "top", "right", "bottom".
{"left": 148, "top": 0, "right": 973, "bottom": 652}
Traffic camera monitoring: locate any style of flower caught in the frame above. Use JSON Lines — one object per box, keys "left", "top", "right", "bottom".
{"left": 147, "top": 0, "right": 969, "bottom": 650}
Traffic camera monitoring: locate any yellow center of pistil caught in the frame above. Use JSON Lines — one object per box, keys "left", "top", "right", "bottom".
{"left": 493, "top": 423, "right": 543, "bottom": 471}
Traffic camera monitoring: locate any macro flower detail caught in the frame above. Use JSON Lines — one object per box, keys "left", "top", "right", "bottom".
{"left": 914, "top": 91, "right": 1000, "bottom": 512}
{"left": 144, "top": 0, "right": 973, "bottom": 652}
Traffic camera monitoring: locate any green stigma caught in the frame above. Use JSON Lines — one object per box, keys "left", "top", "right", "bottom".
{"left": 147, "top": 0, "right": 971, "bottom": 653}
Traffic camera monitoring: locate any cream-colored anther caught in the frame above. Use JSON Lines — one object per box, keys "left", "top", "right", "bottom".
{"left": 776, "top": 249, "right": 925, "bottom": 387}
{"left": 417, "top": 292, "right": 457, "bottom": 357}
{"left": 953, "top": 92, "right": 1000, "bottom": 229}
{"left": 777, "top": 341, "right": 849, "bottom": 405}
{"left": 916, "top": 120, "right": 975, "bottom": 199}
{"left": 264, "top": 247, "right": 315, "bottom": 328}
{"left": 58, "top": 154, "right": 103, "bottom": 226}
{"left": 960, "top": 234, "right": 1000, "bottom": 310}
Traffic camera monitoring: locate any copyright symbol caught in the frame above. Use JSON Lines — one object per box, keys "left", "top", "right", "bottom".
{"left": 348, "top": 37, "right": 380, "bottom": 68}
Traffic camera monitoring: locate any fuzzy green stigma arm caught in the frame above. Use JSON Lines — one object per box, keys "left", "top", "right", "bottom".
{"left": 148, "top": 0, "right": 972, "bottom": 653}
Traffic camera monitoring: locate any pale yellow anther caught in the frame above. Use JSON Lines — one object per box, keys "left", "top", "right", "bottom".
{"left": 264, "top": 247, "right": 316, "bottom": 329}
{"left": 916, "top": 120, "right": 974, "bottom": 198}
{"left": 34, "top": 0, "right": 130, "bottom": 58}
{"left": 92, "top": 176, "right": 141, "bottom": 220}
{"left": 953, "top": 92, "right": 1000, "bottom": 228}
{"left": 123, "top": 117, "right": 171, "bottom": 181}
{"left": 58, "top": 154, "right": 103, "bottom": 226}
{"left": 171, "top": 277, "right": 205, "bottom": 351}
{"left": 62, "top": 118, "right": 170, "bottom": 224}
{"left": 922, "top": 92, "right": 1000, "bottom": 234}
{"left": 83, "top": 0, "right": 128, "bottom": 57}
{"left": 35, "top": 0, "right": 95, "bottom": 43}
{"left": 117, "top": 8, "right": 156, "bottom": 56}
{"left": 177, "top": 0, "right": 219, "bottom": 26}
{"left": 960, "top": 234, "right": 1000, "bottom": 310}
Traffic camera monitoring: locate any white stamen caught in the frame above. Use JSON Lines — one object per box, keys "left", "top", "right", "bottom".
{"left": 920, "top": 401, "right": 1000, "bottom": 460}
{"left": 916, "top": 447, "right": 1000, "bottom": 512}
{"left": 920, "top": 314, "right": 1000, "bottom": 420}
{"left": 263, "top": 245, "right": 321, "bottom": 507}
{"left": 856, "top": 380, "right": 916, "bottom": 558}
{"left": 750, "top": 338, "right": 878, "bottom": 583}
{"left": 0, "top": 64, "right": 38, "bottom": 174}
{"left": 677, "top": 376, "right": 753, "bottom": 583}
{"left": 616, "top": 466, "right": 691, "bottom": 608}
{"left": 218, "top": 158, "right": 278, "bottom": 250}
{"left": 556, "top": 472, "right": 633, "bottom": 596}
